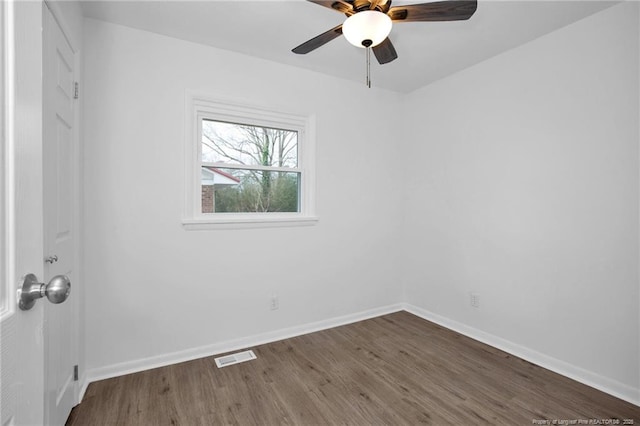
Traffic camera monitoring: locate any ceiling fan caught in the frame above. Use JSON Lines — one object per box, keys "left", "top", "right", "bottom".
{"left": 292, "top": 0, "right": 478, "bottom": 67}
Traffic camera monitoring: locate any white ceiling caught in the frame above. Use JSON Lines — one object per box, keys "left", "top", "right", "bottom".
{"left": 80, "top": 0, "right": 617, "bottom": 93}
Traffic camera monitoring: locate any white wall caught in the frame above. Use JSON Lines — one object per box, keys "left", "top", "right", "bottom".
{"left": 401, "top": 1, "right": 639, "bottom": 400}
{"left": 82, "top": 19, "right": 404, "bottom": 374}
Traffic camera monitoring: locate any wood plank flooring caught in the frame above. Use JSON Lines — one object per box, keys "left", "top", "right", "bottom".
{"left": 67, "top": 311, "right": 640, "bottom": 425}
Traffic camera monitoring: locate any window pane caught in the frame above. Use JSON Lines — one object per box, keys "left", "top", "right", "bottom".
{"left": 202, "top": 119, "right": 298, "bottom": 168}
{"left": 201, "top": 167, "right": 300, "bottom": 213}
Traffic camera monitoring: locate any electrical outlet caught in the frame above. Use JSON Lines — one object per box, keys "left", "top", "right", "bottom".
{"left": 469, "top": 292, "right": 480, "bottom": 308}
{"left": 270, "top": 294, "right": 279, "bottom": 311}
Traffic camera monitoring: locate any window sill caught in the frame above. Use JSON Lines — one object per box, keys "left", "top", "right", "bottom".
{"left": 182, "top": 215, "right": 319, "bottom": 230}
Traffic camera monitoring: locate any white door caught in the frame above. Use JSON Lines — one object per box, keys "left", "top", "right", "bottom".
{"left": 0, "top": 2, "right": 78, "bottom": 425}
{"left": 43, "top": 5, "right": 78, "bottom": 425}
{"left": 1, "top": 1, "right": 47, "bottom": 425}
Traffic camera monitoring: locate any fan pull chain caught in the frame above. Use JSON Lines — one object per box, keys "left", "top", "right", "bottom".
{"left": 366, "top": 46, "right": 371, "bottom": 88}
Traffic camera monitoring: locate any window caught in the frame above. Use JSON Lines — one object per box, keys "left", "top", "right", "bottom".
{"left": 184, "top": 94, "right": 317, "bottom": 229}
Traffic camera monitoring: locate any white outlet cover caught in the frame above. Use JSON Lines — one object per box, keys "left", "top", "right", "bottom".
{"left": 470, "top": 293, "right": 480, "bottom": 307}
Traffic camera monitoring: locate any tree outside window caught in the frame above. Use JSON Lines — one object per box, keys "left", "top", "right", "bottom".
{"left": 201, "top": 120, "right": 301, "bottom": 214}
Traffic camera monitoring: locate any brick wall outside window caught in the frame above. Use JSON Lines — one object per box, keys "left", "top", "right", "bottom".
{"left": 202, "top": 185, "right": 214, "bottom": 213}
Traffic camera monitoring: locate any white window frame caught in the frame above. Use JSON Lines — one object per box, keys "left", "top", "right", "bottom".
{"left": 183, "top": 92, "right": 317, "bottom": 229}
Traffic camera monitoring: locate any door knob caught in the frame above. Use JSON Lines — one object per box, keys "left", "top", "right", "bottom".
{"left": 18, "top": 273, "right": 71, "bottom": 311}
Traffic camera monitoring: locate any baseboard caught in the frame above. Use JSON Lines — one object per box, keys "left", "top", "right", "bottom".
{"left": 83, "top": 303, "right": 404, "bottom": 400}
{"left": 403, "top": 303, "right": 640, "bottom": 407}
{"left": 77, "top": 372, "right": 89, "bottom": 405}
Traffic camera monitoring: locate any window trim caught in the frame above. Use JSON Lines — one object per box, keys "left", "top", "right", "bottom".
{"left": 183, "top": 92, "right": 317, "bottom": 229}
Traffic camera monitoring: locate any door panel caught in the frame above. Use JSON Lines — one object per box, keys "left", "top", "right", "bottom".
{"left": 0, "top": 1, "right": 46, "bottom": 425}
{"left": 1, "top": 4, "right": 77, "bottom": 424}
{"left": 43, "top": 5, "right": 77, "bottom": 425}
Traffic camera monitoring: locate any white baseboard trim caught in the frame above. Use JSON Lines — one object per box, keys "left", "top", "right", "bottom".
{"left": 82, "top": 303, "right": 404, "bottom": 401}
{"left": 77, "top": 372, "right": 88, "bottom": 405}
{"left": 403, "top": 303, "right": 640, "bottom": 407}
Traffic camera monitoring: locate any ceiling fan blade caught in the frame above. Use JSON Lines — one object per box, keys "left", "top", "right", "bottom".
{"left": 307, "top": 0, "right": 355, "bottom": 15}
{"left": 388, "top": 0, "right": 477, "bottom": 22}
{"left": 372, "top": 38, "right": 397, "bottom": 64}
{"left": 292, "top": 25, "right": 344, "bottom": 54}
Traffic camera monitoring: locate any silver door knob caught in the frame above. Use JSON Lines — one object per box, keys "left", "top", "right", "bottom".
{"left": 18, "top": 273, "right": 71, "bottom": 311}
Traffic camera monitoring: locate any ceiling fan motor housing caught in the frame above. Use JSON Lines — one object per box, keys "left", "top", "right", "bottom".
{"left": 353, "top": 0, "right": 377, "bottom": 12}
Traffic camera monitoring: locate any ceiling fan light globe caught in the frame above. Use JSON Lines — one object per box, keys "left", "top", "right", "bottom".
{"left": 343, "top": 10, "right": 392, "bottom": 48}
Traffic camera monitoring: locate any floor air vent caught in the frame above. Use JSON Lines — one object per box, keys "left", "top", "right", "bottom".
{"left": 214, "top": 350, "right": 257, "bottom": 368}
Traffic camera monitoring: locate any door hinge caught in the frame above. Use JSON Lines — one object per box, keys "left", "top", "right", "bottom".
{"left": 73, "top": 82, "right": 79, "bottom": 100}
{"left": 73, "top": 365, "right": 79, "bottom": 381}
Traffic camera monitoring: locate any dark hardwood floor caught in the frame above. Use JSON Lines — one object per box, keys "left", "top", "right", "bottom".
{"left": 67, "top": 311, "right": 640, "bottom": 425}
